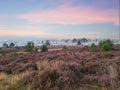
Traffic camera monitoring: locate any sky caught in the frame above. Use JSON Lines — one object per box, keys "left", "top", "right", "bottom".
{"left": 0, "top": 0, "right": 119, "bottom": 40}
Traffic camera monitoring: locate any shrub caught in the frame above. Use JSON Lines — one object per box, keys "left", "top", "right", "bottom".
{"left": 33, "top": 47, "right": 38, "bottom": 53}
{"left": 13, "top": 52, "right": 19, "bottom": 57}
{"left": 41, "top": 45, "right": 48, "bottom": 52}
{"left": 63, "top": 45, "right": 68, "bottom": 50}
{"left": 90, "top": 43, "right": 96, "bottom": 52}
{"left": 1, "top": 52, "right": 6, "bottom": 56}
{"left": 15, "top": 46, "right": 19, "bottom": 50}
{"left": 100, "top": 39, "right": 113, "bottom": 52}
{"left": 25, "top": 42, "right": 34, "bottom": 53}
{"left": 12, "top": 52, "right": 23, "bottom": 57}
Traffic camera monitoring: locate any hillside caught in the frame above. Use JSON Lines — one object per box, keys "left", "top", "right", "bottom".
{"left": 0, "top": 45, "right": 120, "bottom": 90}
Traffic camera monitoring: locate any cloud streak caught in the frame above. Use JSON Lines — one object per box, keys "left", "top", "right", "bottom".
{"left": 0, "top": 30, "right": 47, "bottom": 37}
{"left": 19, "top": 4, "right": 119, "bottom": 25}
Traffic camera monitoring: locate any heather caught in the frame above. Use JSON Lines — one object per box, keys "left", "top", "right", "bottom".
{"left": 0, "top": 45, "right": 120, "bottom": 90}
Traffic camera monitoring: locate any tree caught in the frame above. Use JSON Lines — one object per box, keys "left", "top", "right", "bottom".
{"left": 65, "top": 40, "right": 68, "bottom": 43}
{"left": 77, "top": 40, "right": 81, "bottom": 45}
{"left": 9, "top": 42, "right": 15, "bottom": 48}
{"left": 106, "top": 39, "right": 113, "bottom": 48}
{"left": 41, "top": 45, "right": 48, "bottom": 52}
{"left": 80, "top": 38, "right": 88, "bottom": 43}
{"left": 99, "top": 41, "right": 103, "bottom": 47}
{"left": 100, "top": 39, "right": 113, "bottom": 52}
{"left": 25, "top": 42, "right": 34, "bottom": 53}
{"left": 90, "top": 43, "right": 96, "bottom": 52}
{"left": 2, "top": 43, "right": 9, "bottom": 48}
{"left": 46, "top": 40, "right": 50, "bottom": 46}
{"left": 72, "top": 38, "right": 77, "bottom": 43}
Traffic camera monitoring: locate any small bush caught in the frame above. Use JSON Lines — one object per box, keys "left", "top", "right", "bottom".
{"left": 90, "top": 43, "right": 96, "bottom": 52}
{"left": 41, "top": 45, "right": 48, "bottom": 52}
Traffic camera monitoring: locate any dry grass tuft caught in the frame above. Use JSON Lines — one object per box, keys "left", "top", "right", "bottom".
{"left": 0, "top": 72, "right": 8, "bottom": 81}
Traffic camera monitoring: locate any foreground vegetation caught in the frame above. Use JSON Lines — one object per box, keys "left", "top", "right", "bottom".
{"left": 0, "top": 43, "right": 120, "bottom": 90}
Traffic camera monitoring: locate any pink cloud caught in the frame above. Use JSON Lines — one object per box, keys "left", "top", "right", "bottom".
{"left": 19, "top": 5, "right": 119, "bottom": 25}
{"left": 0, "top": 29, "right": 47, "bottom": 37}
{"left": 0, "top": 16, "right": 5, "bottom": 20}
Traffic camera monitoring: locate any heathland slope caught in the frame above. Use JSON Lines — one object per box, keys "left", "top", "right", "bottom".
{"left": 0, "top": 45, "right": 120, "bottom": 90}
